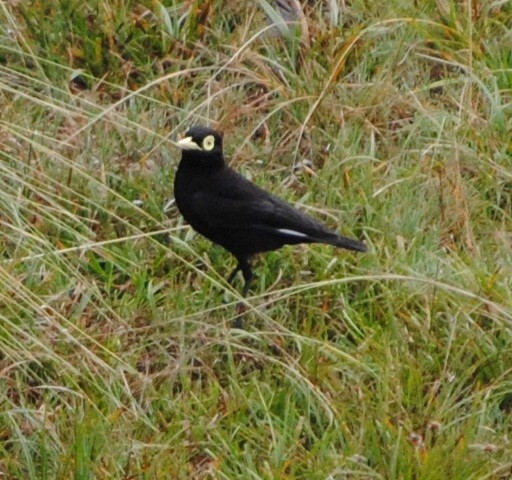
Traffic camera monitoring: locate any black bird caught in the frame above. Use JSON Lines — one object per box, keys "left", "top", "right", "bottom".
{"left": 174, "top": 125, "right": 366, "bottom": 297}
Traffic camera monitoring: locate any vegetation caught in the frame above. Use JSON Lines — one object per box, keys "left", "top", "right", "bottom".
{"left": 0, "top": 0, "right": 510, "bottom": 478}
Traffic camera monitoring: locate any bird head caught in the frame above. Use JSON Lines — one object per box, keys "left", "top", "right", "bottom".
{"left": 177, "top": 126, "right": 224, "bottom": 165}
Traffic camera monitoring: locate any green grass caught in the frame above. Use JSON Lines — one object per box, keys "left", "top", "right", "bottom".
{"left": 0, "top": 0, "right": 511, "bottom": 478}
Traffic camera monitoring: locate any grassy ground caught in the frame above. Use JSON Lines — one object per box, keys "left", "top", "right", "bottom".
{"left": 0, "top": 0, "right": 511, "bottom": 478}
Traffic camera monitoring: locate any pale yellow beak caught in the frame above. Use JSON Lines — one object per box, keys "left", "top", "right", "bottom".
{"left": 177, "top": 136, "right": 202, "bottom": 151}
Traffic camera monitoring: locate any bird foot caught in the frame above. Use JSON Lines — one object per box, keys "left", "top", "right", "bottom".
{"left": 232, "top": 301, "right": 248, "bottom": 329}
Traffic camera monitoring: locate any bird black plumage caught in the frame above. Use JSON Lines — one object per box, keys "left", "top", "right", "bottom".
{"left": 174, "top": 126, "right": 366, "bottom": 297}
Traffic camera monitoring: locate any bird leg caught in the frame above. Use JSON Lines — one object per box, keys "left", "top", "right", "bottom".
{"left": 230, "top": 258, "right": 253, "bottom": 329}
{"left": 239, "top": 259, "right": 253, "bottom": 297}
{"left": 227, "top": 258, "right": 253, "bottom": 296}
{"left": 227, "top": 264, "right": 241, "bottom": 285}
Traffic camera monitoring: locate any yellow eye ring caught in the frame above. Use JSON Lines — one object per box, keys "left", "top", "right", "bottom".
{"left": 202, "top": 135, "right": 215, "bottom": 151}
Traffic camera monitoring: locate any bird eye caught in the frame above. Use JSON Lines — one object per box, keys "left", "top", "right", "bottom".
{"left": 202, "top": 135, "right": 215, "bottom": 151}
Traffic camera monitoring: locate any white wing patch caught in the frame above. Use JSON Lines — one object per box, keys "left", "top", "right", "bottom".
{"left": 277, "top": 228, "right": 309, "bottom": 238}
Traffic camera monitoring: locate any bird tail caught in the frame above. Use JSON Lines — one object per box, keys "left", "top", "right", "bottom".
{"left": 320, "top": 233, "right": 367, "bottom": 252}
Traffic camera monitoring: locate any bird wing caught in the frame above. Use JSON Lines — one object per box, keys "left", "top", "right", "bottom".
{"left": 186, "top": 168, "right": 366, "bottom": 253}
{"left": 191, "top": 173, "right": 332, "bottom": 240}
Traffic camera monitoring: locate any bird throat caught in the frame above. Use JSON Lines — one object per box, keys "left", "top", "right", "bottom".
{"left": 181, "top": 151, "right": 225, "bottom": 171}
